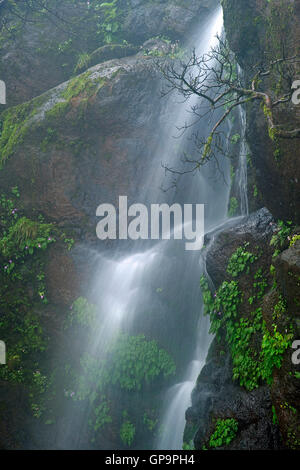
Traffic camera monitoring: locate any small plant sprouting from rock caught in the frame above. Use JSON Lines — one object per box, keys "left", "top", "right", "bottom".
{"left": 120, "top": 412, "right": 135, "bottom": 447}
{"left": 227, "top": 243, "right": 258, "bottom": 277}
{"left": 209, "top": 418, "right": 238, "bottom": 448}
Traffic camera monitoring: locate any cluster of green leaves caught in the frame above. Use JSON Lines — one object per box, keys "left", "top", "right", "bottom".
{"left": 182, "top": 442, "right": 195, "bottom": 450}
{"left": 272, "top": 296, "right": 286, "bottom": 321}
{"left": 229, "top": 308, "right": 263, "bottom": 390}
{"left": 58, "top": 332, "right": 175, "bottom": 441}
{"left": 261, "top": 325, "right": 293, "bottom": 384}
{"left": 289, "top": 234, "right": 300, "bottom": 248}
{"left": 29, "top": 370, "right": 51, "bottom": 419}
{"left": 89, "top": 396, "right": 112, "bottom": 433}
{"left": 143, "top": 411, "right": 158, "bottom": 433}
{"left": 248, "top": 269, "right": 268, "bottom": 305}
{"left": 93, "top": 1, "right": 122, "bottom": 44}
{"left": 66, "top": 334, "right": 176, "bottom": 401}
{"left": 65, "top": 297, "right": 96, "bottom": 329}
{"left": 200, "top": 276, "right": 241, "bottom": 336}
{"left": 228, "top": 197, "right": 239, "bottom": 217}
{"left": 107, "top": 334, "right": 176, "bottom": 391}
{"left": 0, "top": 187, "right": 73, "bottom": 422}
{"left": 120, "top": 413, "right": 135, "bottom": 447}
{"left": 209, "top": 418, "right": 238, "bottom": 448}
{"left": 231, "top": 133, "right": 240, "bottom": 144}
{"left": 227, "top": 243, "right": 258, "bottom": 277}
{"left": 270, "top": 220, "right": 292, "bottom": 257}
{"left": 0, "top": 188, "right": 55, "bottom": 386}
{"left": 200, "top": 243, "right": 293, "bottom": 390}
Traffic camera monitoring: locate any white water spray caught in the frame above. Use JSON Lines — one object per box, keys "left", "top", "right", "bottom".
{"left": 57, "top": 7, "right": 235, "bottom": 450}
{"left": 155, "top": 8, "right": 231, "bottom": 450}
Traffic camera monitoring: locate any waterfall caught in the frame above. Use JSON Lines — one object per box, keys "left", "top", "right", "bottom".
{"left": 154, "top": 9, "right": 232, "bottom": 451}
{"left": 237, "top": 67, "right": 249, "bottom": 216}
{"left": 155, "top": 13, "right": 250, "bottom": 451}
{"left": 56, "top": 7, "right": 233, "bottom": 450}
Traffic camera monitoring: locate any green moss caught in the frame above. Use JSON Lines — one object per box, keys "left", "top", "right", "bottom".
{"left": 0, "top": 69, "right": 107, "bottom": 168}
{"left": 0, "top": 96, "right": 44, "bottom": 166}
{"left": 45, "top": 101, "right": 71, "bottom": 123}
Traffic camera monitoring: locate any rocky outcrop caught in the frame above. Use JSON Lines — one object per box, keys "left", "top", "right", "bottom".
{"left": 0, "top": 54, "right": 167, "bottom": 230}
{"left": 271, "top": 239, "right": 300, "bottom": 448}
{"left": 186, "top": 351, "right": 282, "bottom": 450}
{"left": 122, "top": 0, "right": 219, "bottom": 44}
{"left": 274, "top": 238, "right": 300, "bottom": 318}
{"left": 205, "top": 208, "right": 275, "bottom": 286}
{"left": 223, "top": 0, "right": 300, "bottom": 223}
{"left": 0, "top": 0, "right": 218, "bottom": 106}
{"left": 185, "top": 209, "right": 300, "bottom": 449}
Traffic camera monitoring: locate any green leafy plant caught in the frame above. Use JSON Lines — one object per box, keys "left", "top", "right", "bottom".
{"left": 143, "top": 412, "right": 158, "bottom": 433}
{"left": 120, "top": 416, "right": 135, "bottom": 447}
{"left": 261, "top": 324, "right": 293, "bottom": 384}
{"left": 270, "top": 220, "right": 292, "bottom": 249}
{"left": 201, "top": 258, "right": 293, "bottom": 391}
{"left": 209, "top": 418, "right": 238, "bottom": 448}
{"left": 89, "top": 397, "right": 112, "bottom": 432}
{"left": 228, "top": 197, "right": 239, "bottom": 217}
{"left": 68, "top": 334, "right": 176, "bottom": 404}
{"left": 66, "top": 297, "right": 96, "bottom": 328}
{"left": 94, "top": 0, "right": 121, "bottom": 44}
{"left": 0, "top": 186, "right": 73, "bottom": 421}
{"left": 231, "top": 133, "right": 241, "bottom": 144}
{"left": 200, "top": 276, "right": 241, "bottom": 337}
{"left": 227, "top": 243, "right": 258, "bottom": 277}
{"left": 107, "top": 334, "right": 176, "bottom": 391}
{"left": 290, "top": 234, "right": 300, "bottom": 247}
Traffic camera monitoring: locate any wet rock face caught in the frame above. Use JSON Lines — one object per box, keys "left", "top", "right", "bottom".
{"left": 275, "top": 239, "right": 300, "bottom": 318}
{"left": 185, "top": 209, "right": 294, "bottom": 450}
{"left": 187, "top": 346, "right": 282, "bottom": 450}
{"left": 185, "top": 209, "right": 300, "bottom": 450}
{"left": 0, "top": 0, "right": 218, "bottom": 106}
{"left": 123, "top": 0, "right": 219, "bottom": 44}
{"left": 0, "top": 55, "right": 168, "bottom": 230}
{"left": 205, "top": 208, "right": 276, "bottom": 287}
{"left": 223, "top": 0, "right": 300, "bottom": 223}
{"left": 271, "top": 239, "right": 300, "bottom": 447}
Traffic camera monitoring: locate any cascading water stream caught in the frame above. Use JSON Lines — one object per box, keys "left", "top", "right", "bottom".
{"left": 155, "top": 17, "right": 250, "bottom": 452}
{"left": 236, "top": 65, "right": 250, "bottom": 217}
{"left": 154, "top": 10, "right": 233, "bottom": 451}
{"left": 237, "top": 104, "right": 249, "bottom": 216}
{"left": 56, "top": 7, "right": 233, "bottom": 450}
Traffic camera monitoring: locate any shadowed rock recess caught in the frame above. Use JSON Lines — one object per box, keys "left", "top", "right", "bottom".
{"left": 0, "top": 0, "right": 299, "bottom": 450}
